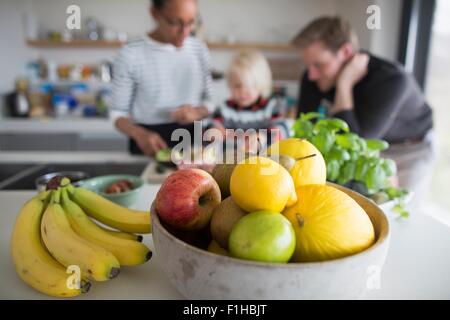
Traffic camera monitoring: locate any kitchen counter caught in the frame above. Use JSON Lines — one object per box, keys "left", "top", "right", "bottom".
{"left": 0, "top": 151, "right": 148, "bottom": 164}
{"left": 1, "top": 184, "right": 450, "bottom": 299}
{"left": 0, "top": 118, "right": 119, "bottom": 135}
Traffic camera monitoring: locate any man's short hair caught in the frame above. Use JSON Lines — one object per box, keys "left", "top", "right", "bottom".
{"left": 292, "top": 16, "right": 359, "bottom": 52}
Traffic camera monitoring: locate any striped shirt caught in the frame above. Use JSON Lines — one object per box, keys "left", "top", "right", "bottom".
{"left": 110, "top": 36, "right": 213, "bottom": 125}
{"left": 209, "top": 96, "right": 292, "bottom": 140}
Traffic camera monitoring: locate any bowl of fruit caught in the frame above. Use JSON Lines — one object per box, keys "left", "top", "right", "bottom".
{"left": 151, "top": 143, "right": 390, "bottom": 299}
{"left": 79, "top": 175, "right": 144, "bottom": 208}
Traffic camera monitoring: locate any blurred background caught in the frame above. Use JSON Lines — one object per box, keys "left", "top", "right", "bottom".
{"left": 0, "top": 0, "right": 448, "bottom": 220}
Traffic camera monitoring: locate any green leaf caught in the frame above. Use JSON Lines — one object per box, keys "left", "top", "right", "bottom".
{"left": 300, "top": 112, "right": 323, "bottom": 121}
{"left": 348, "top": 150, "right": 359, "bottom": 161}
{"left": 381, "top": 159, "right": 397, "bottom": 176}
{"left": 385, "top": 187, "right": 408, "bottom": 200}
{"left": 366, "top": 139, "right": 389, "bottom": 151}
{"left": 392, "top": 203, "right": 410, "bottom": 219}
{"left": 338, "top": 161, "right": 357, "bottom": 185}
{"left": 312, "top": 131, "right": 334, "bottom": 154}
{"left": 326, "top": 160, "right": 340, "bottom": 182}
{"left": 335, "top": 133, "right": 359, "bottom": 150}
{"left": 293, "top": 120, "right": 314, "bottom": 139}
{"left": 366, "top": 165, "right": 386, "bottom": 193}
{"left": 328, "top": 146, "right": 351, "bottom": 163}
{"left": 327, "top": 118, "right": 350, "bottom": 132}
{"left": 355, "top": 137, "right": 367, "bottom": 152}
{"left": 355, "top": 157, "right": 369, "bottom": 181}
{"left": 315, "top": 118, "right": 349, "bottom": 133}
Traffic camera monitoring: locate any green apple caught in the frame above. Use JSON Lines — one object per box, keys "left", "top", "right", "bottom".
{"left": 228, "top": 211, "right": 296, "bottom": 263}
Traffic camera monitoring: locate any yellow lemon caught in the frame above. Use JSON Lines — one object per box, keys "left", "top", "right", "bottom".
{"left": 283, "top": 184, "right": 375, "bottom": 262}
{"left": 230, "top": 156, "right": 297, "bottom": 213}
{"left": 267, "top": 138, "right": 326, "bottom": 187}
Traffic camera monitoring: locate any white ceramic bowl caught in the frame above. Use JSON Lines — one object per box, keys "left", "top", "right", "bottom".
{"left": 151, "top": 184, "right": 390, "bottom": 299}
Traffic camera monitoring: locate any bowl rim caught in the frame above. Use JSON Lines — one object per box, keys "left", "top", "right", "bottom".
{"left": 35, "top": 171, "right": 90, "bottom": 189}
{"left": 151, "top": 183, "right": 390, "bottom": 268}
{"left": 80, "top": 174, "right": 144, "bottom": 197}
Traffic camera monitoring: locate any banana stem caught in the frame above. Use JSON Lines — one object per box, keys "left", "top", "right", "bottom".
{"left": 60, "top": 187, "right": 68, "bottom": 204}
{"left": 66, "top": 184, "right": 75, "bottom": 194}
{"left": 60, "top": 177, "right": 71, "bottom": 187}
{"left": 52, "top": 189, "right": 61, "bottom": 204}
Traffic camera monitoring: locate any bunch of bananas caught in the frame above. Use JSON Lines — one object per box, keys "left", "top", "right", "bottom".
{"left": 10, "top": 178, "right": 152, "bottom": 298}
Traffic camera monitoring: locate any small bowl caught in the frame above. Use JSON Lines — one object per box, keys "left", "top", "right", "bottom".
{"left": 150, "top": 183, "right": 390, "bottom": 299}
{"left": 36, "top": 171, "right": 90, "bottom": 192}
{"left": 79, "top": 174, "right": 144, "bottom": 208}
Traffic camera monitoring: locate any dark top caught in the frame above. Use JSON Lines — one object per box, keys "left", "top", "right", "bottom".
{"left": 297, "top": 53, "right": 433, "bottom": 144}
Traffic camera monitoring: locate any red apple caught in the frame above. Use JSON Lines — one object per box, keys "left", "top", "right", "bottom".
{"left": 155, "top": 169, "right": 221, "bottom": 230}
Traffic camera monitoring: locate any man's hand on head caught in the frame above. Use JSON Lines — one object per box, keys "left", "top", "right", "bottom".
{"left": 171, "top": 104, "right": 209, "bottom": 125}
{"left": 337, "top": 53, "right": 369, "bottom": 91}
{"left": 330, "top": 53, "right": 369, "bottom": 115}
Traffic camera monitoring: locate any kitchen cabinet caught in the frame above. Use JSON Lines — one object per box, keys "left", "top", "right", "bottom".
{"left": 0, "top": 133, "right": 76, "bottom": 151}
{"left": 0, "top": 118, "right": 127, "bottom": 151}
{"left": 0, "top": 133, "right": 127, "bottom": 151}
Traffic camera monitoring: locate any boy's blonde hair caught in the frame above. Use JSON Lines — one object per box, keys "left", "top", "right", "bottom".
{"left": 227, "top": 50, "right": 273, "bottom": 98}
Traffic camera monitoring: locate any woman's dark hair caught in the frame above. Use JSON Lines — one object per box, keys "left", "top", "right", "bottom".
{"left": 152, "top": 0, "right": 165, "bottom": 9}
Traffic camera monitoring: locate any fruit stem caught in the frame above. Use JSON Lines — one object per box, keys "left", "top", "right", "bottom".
{"left": 295, "top": 214, "right": 305, "bottom": 227}
{"left": 52, "top": 188, "right": 61, "bottom": 204}
{"left": 80, "top": 280, "right": 91, "bottom": 293}
{"left": 60, "top": 177, "right": 71, "bottom": 187}
{"left": 60, "top": 187, "right": 68, "bottom": 204}
{"left": 295, "top": 154, "right": 316, "bottom": 161}
{"left": 66, "top": 183, "right": 75, "bottom": 194}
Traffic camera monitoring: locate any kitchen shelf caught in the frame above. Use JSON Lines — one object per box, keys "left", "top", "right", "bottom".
{"left": 206, "top": 41, "right": 297, "bottom": 52}
{"left": 26, "top": 39, "right": 297, "bottom": 52}
{"left": 26, "top": 39, "right": 123, "bottom": 48}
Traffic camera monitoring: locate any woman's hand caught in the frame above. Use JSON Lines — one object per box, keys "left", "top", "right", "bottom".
{"left": 131, "top": 127, "right": 167, "bottom": 156}
{"left": 171, "top": 105, "right": 209, "bottom": 124}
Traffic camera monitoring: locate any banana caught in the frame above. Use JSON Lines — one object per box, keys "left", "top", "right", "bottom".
{"left": 10, "top": 192, "right": 91, "bottom": 297}
{"left": 41, "top": 189, "right": 121, "bottom": 282}
{"left": 68, "top": 185, "right": 151, "bottom": 234}
{"left": 94, "top": 223, "right": 143, "bottom": 242}
{"left": 60, "top": 188, "right": 152, "bottom": 266}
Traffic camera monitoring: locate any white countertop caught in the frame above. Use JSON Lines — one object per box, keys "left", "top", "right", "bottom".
{"left": 1, "top": 184, "right": 450, "bottom": 299}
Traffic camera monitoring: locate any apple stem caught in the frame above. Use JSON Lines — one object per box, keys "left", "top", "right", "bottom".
{"left": 295, "top": 214, "right": 305, "bottom": 227}
{"left": 295, "top": 154, "right": 316, "bottom": 161}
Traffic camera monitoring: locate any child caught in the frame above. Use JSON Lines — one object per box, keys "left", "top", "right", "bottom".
{"left": 209, "top": 50, "right": 291, "bottom": 151}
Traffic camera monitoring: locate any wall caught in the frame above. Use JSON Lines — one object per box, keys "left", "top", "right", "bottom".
{"left": 0, "top": 0, "right": 404, "bottom": 100}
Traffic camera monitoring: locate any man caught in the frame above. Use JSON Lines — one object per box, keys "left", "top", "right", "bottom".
{"left": 293, "top": 16, "right": 435, "bottom": 202}
{"left": 110, "top": 0, "right": 213, "bottom": 156}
